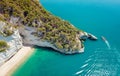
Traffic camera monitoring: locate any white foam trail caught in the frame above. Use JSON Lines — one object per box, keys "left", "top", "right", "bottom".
{"left": 81, "top": 64, "right": 88, "bottom": 68}
{"left": 85, "top": 64, "right": 96, "bottom": 75}
{"left": 75, "top": 70, "right": 84, "bottom": 75}
{"left": 89, "top": 55, "right": 94, "bottom": 58}
{"left": 85, "top": 59, "right": 91, "bottom": 63}
{"left": 105, "top": 40, "right": 111, "bottom": 49}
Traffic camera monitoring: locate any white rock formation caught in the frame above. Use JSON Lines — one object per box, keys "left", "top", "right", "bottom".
{"left": 0, "top": 21, "right": 23, "bottom": 65}
{"left": 19, "top": 26, "right": 84, "bottom": 54}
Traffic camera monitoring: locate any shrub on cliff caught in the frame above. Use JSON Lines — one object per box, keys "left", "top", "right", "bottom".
{"left": 0, "top": 40, "right": 9, "bottom": 52}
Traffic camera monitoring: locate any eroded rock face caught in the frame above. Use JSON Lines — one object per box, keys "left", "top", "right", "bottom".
{"left": 10, "top": 16, "right": 20, "bottom": 25}
{"left": 0, "top": 21, "right": 23, "bottom": 65}
{"left": 19, "top": 26, "right": 84, "bottom": 54}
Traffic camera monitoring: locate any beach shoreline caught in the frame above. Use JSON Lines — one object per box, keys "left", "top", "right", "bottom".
{"left": 0, "top": 46, "right": 34, "bottom": 76}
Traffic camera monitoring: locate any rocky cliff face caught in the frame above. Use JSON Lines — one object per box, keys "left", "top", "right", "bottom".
{"left": 0, "top": 21, "right": 23, "bottom": 65}
{"left": 19, "top": 26, "right": 84, "bottom": 54}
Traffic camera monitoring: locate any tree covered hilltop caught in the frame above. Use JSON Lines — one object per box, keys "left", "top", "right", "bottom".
{"left": 0, "top": 0, "right": 97, "bottom": 54}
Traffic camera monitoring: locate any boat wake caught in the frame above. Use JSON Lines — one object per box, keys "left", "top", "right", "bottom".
{"left": 75, "top": 70, "right": 84, "bottom": 75}
{"left": 101, "top": 36, "right": 111, "bottom": 49}
{"left": 105, "top": 40, "right": 111, "bottom": 49}
{"left": 74, "top": 48, "right": 120, "bottom": 76}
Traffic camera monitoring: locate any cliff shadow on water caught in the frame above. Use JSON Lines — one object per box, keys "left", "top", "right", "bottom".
{"left": 34, "top": 45, "right": 84, "bottom": 55}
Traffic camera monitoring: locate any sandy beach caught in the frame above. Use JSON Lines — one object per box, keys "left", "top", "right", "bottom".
{"left": 0, "top": 46, "right": 34, "bottom": 76}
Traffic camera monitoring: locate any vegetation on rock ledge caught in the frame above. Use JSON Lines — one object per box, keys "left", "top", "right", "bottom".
{"left": 0, "top": 40, "right": 9, "bottom": 52}
{"left": 0, "top": 0, "right": 83, "bottom": 52}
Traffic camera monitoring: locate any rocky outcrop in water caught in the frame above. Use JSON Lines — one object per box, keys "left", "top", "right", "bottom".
{"left": 80, "top": 32, "right": 98, "bottom": 41}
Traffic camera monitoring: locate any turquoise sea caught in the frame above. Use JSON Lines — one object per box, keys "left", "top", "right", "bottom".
{"left": 13, "top": 0, "right": 120, "bottom": 76}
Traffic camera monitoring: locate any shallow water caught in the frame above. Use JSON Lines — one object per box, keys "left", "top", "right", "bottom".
{"left": 13, "top": 0, "right": 120, "bottom": 76}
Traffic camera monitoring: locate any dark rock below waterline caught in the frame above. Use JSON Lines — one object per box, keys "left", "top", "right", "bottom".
{"left": 80, "top": 35, "right": 88, "bottom": 41}
{"left": 80, "top": 32, "right": 98, "bottom": 41}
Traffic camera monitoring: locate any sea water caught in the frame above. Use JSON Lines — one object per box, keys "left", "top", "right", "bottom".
{"left": 13, "top": 0, "right": 120, "bottom": 76}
